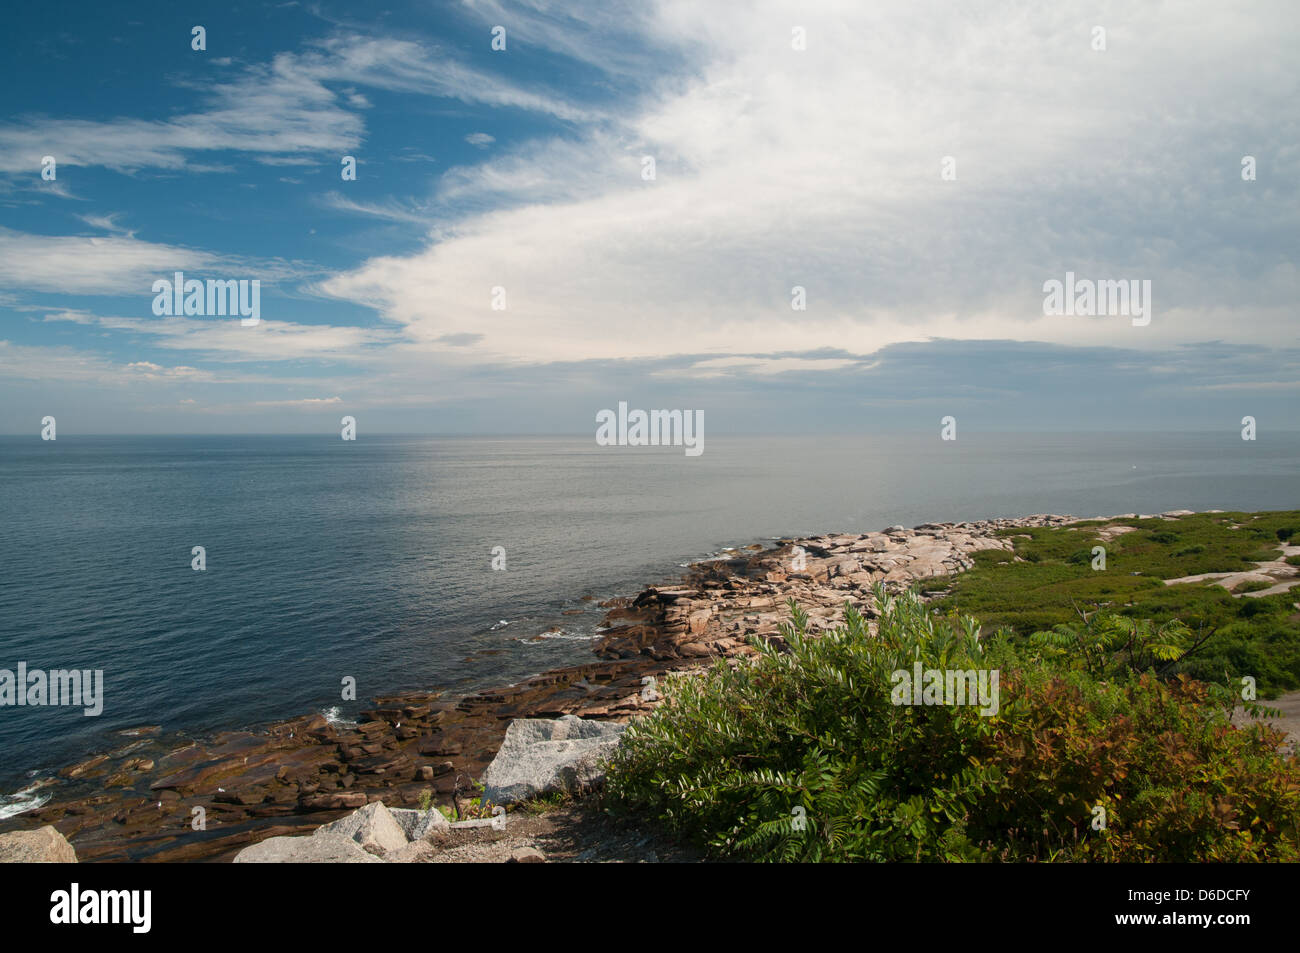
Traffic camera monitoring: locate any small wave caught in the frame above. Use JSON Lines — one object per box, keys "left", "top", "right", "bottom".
{"left": 321, "top": 706, "right": 357, "bottom": 728}
{"left": 489, "top": 619, "right": 512, "bottom": 631}
{"left": 514, "top": 629, "right": 600, "bottom": 646}
{"left": 0, "top": 784, "right": 52, "bottom": 820}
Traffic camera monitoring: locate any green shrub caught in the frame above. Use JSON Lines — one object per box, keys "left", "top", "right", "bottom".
{"left": 1245, "top": 547, "right": 1282, "bottom": 563}
{"left": 605, "top": 587, "right": 1300, "bottom": 862}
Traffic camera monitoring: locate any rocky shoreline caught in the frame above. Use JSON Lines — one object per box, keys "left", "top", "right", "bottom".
{"left": 1, "top": 513, "right": 1102, "bottom": 862}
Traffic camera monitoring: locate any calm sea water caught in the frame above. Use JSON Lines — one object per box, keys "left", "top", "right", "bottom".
{"left": 1, "top": 432, "right": 1297, "bottom": 803}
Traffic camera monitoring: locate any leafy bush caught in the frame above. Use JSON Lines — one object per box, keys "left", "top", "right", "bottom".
{"left": 1029, "top": 611, "right": 1190, "bottom": 678}
{"left": 605, "top": 586, "right": 1300, "bottom": 862}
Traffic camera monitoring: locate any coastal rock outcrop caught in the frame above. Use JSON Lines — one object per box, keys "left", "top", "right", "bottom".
{"left": 481, "top": 715, "right": 626, "bottom": 805}
{"left": 5, "top": 513, "right": 1087, "bottom": 862}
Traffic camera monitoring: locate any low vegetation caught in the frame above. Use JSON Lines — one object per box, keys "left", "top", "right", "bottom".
{"left": 923, "top": 511, "right": 1300, "bottom": 696}
{"left": 605, "top": 578, "right": 1300, "bottom": 862}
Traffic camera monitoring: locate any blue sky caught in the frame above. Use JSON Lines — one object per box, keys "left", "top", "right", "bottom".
{"left": 0, "top": 0, "right": 1297, "bottom": 434}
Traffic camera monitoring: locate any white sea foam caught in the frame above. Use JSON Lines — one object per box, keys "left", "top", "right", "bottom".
{"left": 514, "top": 629, "right": 599, "bottom": 647}
{"left": 0, "top": 783, "right": 52, "bottom": 820}
{"left": 321, "top": 706, "right": 357, "bottom": 728}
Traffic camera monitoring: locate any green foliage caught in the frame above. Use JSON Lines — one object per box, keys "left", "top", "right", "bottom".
{"left": 522, "top": 791, "right": 570, "bottom": 814}
{"left": 931, "top": 511, "right": 1300, "bottom": 696}
{"left": 1029, "top": 611, "right": 1190, "bottom": 678}
{"left": 1244, "top": 547, "right": 1283, "bottom": 563}
{"left": 604, "top": 586, "right": 1300, "bottom": 862}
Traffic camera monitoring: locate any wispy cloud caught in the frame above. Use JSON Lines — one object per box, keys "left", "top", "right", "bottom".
{"left": 37, "top": 309, "right": 404, "bottom": 362}
{"left": 0, "top": 35, "right": 593, "bottom": 176}
{"left": 0, "top": 228, "right": 306, "bottom": 296}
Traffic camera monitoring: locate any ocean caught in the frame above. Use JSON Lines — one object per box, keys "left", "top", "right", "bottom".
{"left": 1, "top": 431, "right": 1296, "bottom": 811}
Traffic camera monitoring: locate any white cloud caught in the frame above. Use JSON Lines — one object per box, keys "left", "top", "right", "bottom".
{"left": 0, "top": 340, "right": 233, "bottom": 385}
{"left": 659, "top": 356, "right": 865, "bottom": 378}
{"left": 78, "top": 213, "right": 132, "bottom": 235}
{"left": 0, "top": 228, "right": 226, "bottom": 295}
{"left": 251, "top": 396, "right": 343, "bottom": 407}
{"left": 317, "top": 0, "right": 1300, "bottom": 364}
{"left": 0, "top": 228, "right": 305, "bottom": 297}
{"left": 36, "top": 309, "right": 403, "bottom": 363}
{"left": 317, "top": 191, "right": 436, "bottom": 225}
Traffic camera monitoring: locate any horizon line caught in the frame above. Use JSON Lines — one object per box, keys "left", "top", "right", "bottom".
{"left": 4, "top": 429, "right": 1299, "bottom": 438}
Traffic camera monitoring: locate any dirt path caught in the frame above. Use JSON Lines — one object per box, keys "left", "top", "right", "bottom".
{"left": 1233, "top": 690, "right": 1300, "bottom": 757}
{"left": 383, "top": 803, "right": 703, "bottom": 863}
{"left": 1163, "top": 543, "right": 1300, "bottom": 598}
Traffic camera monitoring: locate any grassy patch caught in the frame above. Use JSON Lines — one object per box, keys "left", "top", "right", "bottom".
{"left": 520, "top": 791, "right": 571, "bottom": 815}
{"left": 930, "top": 511, "right": 1300, "bottom": 696}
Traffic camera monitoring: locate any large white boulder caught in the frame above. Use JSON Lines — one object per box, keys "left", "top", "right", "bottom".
{"left": 390, "top": 807, "right": 450, "bottom": 841}
{"left": 233, "top": 832, "right": 384, "bottom": 863}
{"left": 0, "top": 826, "right": 77, "bottom": 863}
{"left": 312, "top": 800, "right": 409, "bottom": 856}
{"left": 480, "top": 715, "right": 625, "bottom": 806}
